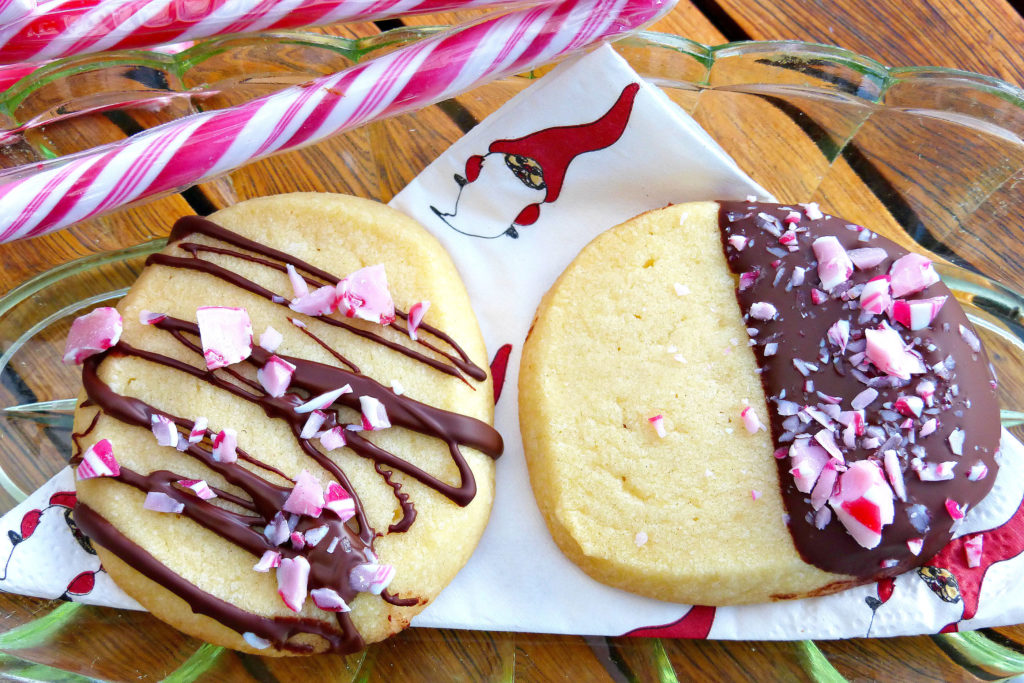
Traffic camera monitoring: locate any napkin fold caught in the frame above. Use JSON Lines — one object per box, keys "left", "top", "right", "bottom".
{"left": 2, "top": 44, "right": 1022, "bottom": 641}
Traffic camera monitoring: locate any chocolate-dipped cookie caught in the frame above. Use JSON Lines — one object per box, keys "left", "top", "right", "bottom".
{"left": 67, "top": 193, "right": 502, "bottom": 654}
{"left": 519, "top": 200, "right": 998, "bottom": 605}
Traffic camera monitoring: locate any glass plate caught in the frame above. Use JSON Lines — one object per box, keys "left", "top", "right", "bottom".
{"left": 2, "top": 27, "right": 1024, "bottom": 682}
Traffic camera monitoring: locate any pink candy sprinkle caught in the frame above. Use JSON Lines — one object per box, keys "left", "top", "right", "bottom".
{"left": 890, "top": 296, "right": 947, "bottom": 331}
{"left": 324, "top": 481, "right": 356, "bottom": 522}
{"left": 289, "top": 285, "right": 336, "bottom": 316}
{"left": 196, "top": 307, "right": 253, "bottom": 370}
{"left": 150, "top": 414, "right": 180, "bottom": 448}
{"left": 211, "top": 428, "right": 238, "bottom": 463}
{"left": 139, "top": 310, "right": 166, "bottom": 325}
{"left": 253, "top": 550, "right": 281, "bottom": 572}
{"left": 748, "top": 302, "right": 777, "bottom": 321}
{"left": 859, "top": 276, "right": 891, "bottom": 315}
{"left": 864, "top": 325, "right": 925, "bottom": 380}
{"left": 259, "top": 326, "right": 283, "bottom": 353}
{"left": 848, "top": 247, "right": 888, "bottom": 270}
{"left": 828, "top": 460, "right": 895, "bottom": 549}
{"left": 319, "top": 426, "right": 347, "bottom": 452}
{"left": 144, "top": 491, "right": 184, "bottom": 514}
{"left": 967, "top": 462, "right": 989, "bottom": 481}
{"left": 360, "top": 395, "right": 391, "bottom": 431}
{"left": 889, "top": 253, "right": 940, "bottom": 298}
{"left": 945, "top": 498, "right": 966, "bottom": 521}
{"left": 336, "top": 265, "right": 396, "bottom": 325}
{"left": 283, "top": 470, "right": 325, "bottom": 517}
{"left": 407, "top": 301, "right": 430, "bottom": 341}
{"left": 295, "top": 385, "right": 352, "bottom": 414}
{"left": 812, "top": 236, "right": 854, "bottom": 291}
{"left": 176, "top": 479, "right": 216, "bottom": 500}
{"left": 63, "top": 307, "right": 123, "bottom": 364}
{"left": 300, "top": 410, "right": 327, "bottom": 440}
{"left": 907, "top": 538, "right": 924, "bottom": 555}
{"left": 258, "top": 355, "right": 296, "bottom": 398}
{"left": 349, "top": 562, "right": 396, "bottom": 595}
{"left": 648, "top": 414, "right": 667, "bottom": 438}
{"left": 311, "top": 587, "right": 352, "bottom": 612}
{"left": 286, "top": 263, "right": 309, "bottom": 299}
{"left": 741, "top": 406, "right": 766, "bottom": 434}
{"left": 964, "top": 536, "right": 983, "bottom": 568}
{"left": 751, "top": 489, "right": 762, "bottom": 501}
{"left": 76, "top": 439, "right": 119, "bottom": 479}
{"left": 277, "top": 556, "right": 310, "bottom": 612}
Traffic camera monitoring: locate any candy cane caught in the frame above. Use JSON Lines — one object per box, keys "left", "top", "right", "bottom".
{"left": 0, "top": 0, "right": 672, "bottom": 243}
{"left": 0, "top": 0, "right": 33, "bottom": 26}
{"left": 0, "top": 0, "right": 542, "bottom": 64}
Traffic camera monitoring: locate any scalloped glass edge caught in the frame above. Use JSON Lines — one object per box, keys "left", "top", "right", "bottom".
{"left": 2, "top": 27, "right": 1024, "bottom": 131}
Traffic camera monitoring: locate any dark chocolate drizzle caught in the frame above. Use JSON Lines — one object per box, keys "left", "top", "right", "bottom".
{"left": 718, "top": 201, "right": 1000, "bottom": 580}
{"left": 72, "top": 217, "right": 502, "bottom": 653}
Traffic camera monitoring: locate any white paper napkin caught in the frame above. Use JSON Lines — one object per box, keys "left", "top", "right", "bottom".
{"left": 2, "top": 44, "right": 1022, "bottom": 641}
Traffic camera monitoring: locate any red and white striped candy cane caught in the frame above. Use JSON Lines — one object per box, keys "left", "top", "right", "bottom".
{"left": 0, "top": 0, "right": 673, "bottom": 243}
{"left": 0, "top": 0, "right": 33, "bottom": 26}
{"left": 0, "top": 0, "right": 540, "bottom": 64}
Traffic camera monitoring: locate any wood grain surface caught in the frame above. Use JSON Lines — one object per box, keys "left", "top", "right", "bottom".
{"left": 1, "top": 1, "right": 1023, "bottom": 681}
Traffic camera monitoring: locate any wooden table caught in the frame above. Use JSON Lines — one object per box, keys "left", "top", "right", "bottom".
{"left": 1, "top": 1, "right": 1023, "bottom": 680}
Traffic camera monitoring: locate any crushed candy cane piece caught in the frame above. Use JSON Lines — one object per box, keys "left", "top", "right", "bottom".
{"left": 350, "top": 563, "right": 396, "bottom": 595}
{"left": 407, "top": 301, "right": 430, "bottom": 341}
{"left": 789, "top": 439, "right": 829, "bottom": 494}
{"left": 810, "top": 288, "right": 827, "bottom": 305}
{"left": 741, "top": 406, "right": 766, "bottom": 434}
{"left": 634, "top": 531, "right": 648, "bottom": 546}
{"left": 801, "top": 202, "right": 824, "bottom": 220}
{"left": 336, "top": 265, "right": 396, "bottom": 325}
{"left": 812, "top": 236, "right": 854, "bottom": 291}
{"left": 259, "top": 326, "right": 283, "bottom": 353}
{"left": 959, "top": 324, "right": 981, "bottom": 353}
{"left": 289, "top": 285, "right": 336, "bottom": 316}
{"left": 739, "top": 270, "right": 758, "bottom": 291}
{"left": 176, "top": 479, "right": 216, "bottom": 500}
{"left": 211, "top": 428, "right": 238, "bottom": 463}
{"left": 914, "top": 460, "right": 957, "bottom": 481}
{"left": 826, "top": 319, "right": 850, "bottom": 352}
{"left": 919, "top": 418, "right": 938, "bottom": 437}
{"left": 290, "top": 531, "right": 306, "bottom": 549}
{"left": 253, "top": 550, "right": 281, "bottom": 572}
{"left": 648, "top": 414, "right": 667, "bottom": 438}
{"left": 391, "top": 380, "right": 405, "bottom": 394}
{"left": 320, "top": 426, "right": 347, "bottom": 452}
{"left": 305, "top": 526, "right": 329, "bottom": 547}
{"left": 264, "top": 512, "right": 290, "bottom": 546}
{"left": 196, "top": 307, "right": 252, "bottom": 369}
{"left": 324, "top": 482, "right": 356, "bottom": 522}
{"left": 964, "top": 536, "right": 983, "bottom": 568}
{"left": 283, "top": 470, "right": 325, "bottom": 517}
{"left": 150, "top": 414, "right": 180, "bottom": 448}
{"left": 300, "top": 410, "right": 327, "bottom": 440}
{"left": 811, "top": 461, "right": 838, "bottom": 511}
{"left": 311, "top": 587, "right": 352, "bottom": 612}
{"left": 848, "top": 247, "right": 887, "bottom": 270}
{"left": 258, "top": 355, "right": 296, "bottom": 398}
{"left": 189, "top": 417, "right": 208, "bottom": 443}
{"left": 851, "top": 388, "right": 879, "bottom": 410}
{"left": 360, "top": 395, "right": 391, "bottom": 431}
{"left": 890, "top": 296, "right": 947, "bottom": 331}
{"left": 749, "top": 302, "right": 777, "bottom": 321}
{"left": 76, "top": 439, "right": 119, "bottom": 479}
{"left": 286, "top": 264, "right": 309, "bottom": 298}
{"left": 277, "top": 556, "right": 310, "bottom": 612}
{"left": 829, "top": 460, "right": 895, "bottom": 549}
{"left": 751, "top": 489, "right": 762, "bottom": 501}
{"left": 144, "top": 491, "right": 184, "bottom": 514}
{"left": 889, "top": 253, "right": 939, "bottom": 298}
{"left": 243, "top": 633, "right": 271, "bottom": 650}
{"left": 916, "top": 380, "right": 936, "bottom": 406}
{"left": 674, "top": 282, "right": 691, "bottom": 296}
{"left": 865, "top": 325, "right": 925, "bottom": 379}
{"left": 948, "top": 428, "right": 966, "bottom": 456}
{"left": 883, "top": 450, "right": 907, "bottom": 502}
{"left": 967, "top": 462, "right": 989, "bottom": 481}
{"left": 859, "top": 276, "right": 891, "bottom": 315}
{"left": 139, "top": 310, "right": 166, "bottom": 325}
{"left": 907, "top": 538, "right": 924, "bottom": 555}
{"left": 727, "top": 235, "right": 747, "bottom": 251}
{"left": 814, "top": 429, "right": 844, "bottom": 461}
{"left": 945, "top": 498, "right": 966, "bottom": 521}
{"left": 63, "top": 307, "right": 123, "bottom": 364}
{"left": 295, "top": 385, "right": 352, "bottom": 413}
{"left": 894, "top": 395, "right": 924, "bottom": 418}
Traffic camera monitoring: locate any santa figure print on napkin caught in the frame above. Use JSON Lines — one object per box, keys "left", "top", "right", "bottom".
{"left": 430, "top": 83, "right": 640, "bottom": 239}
